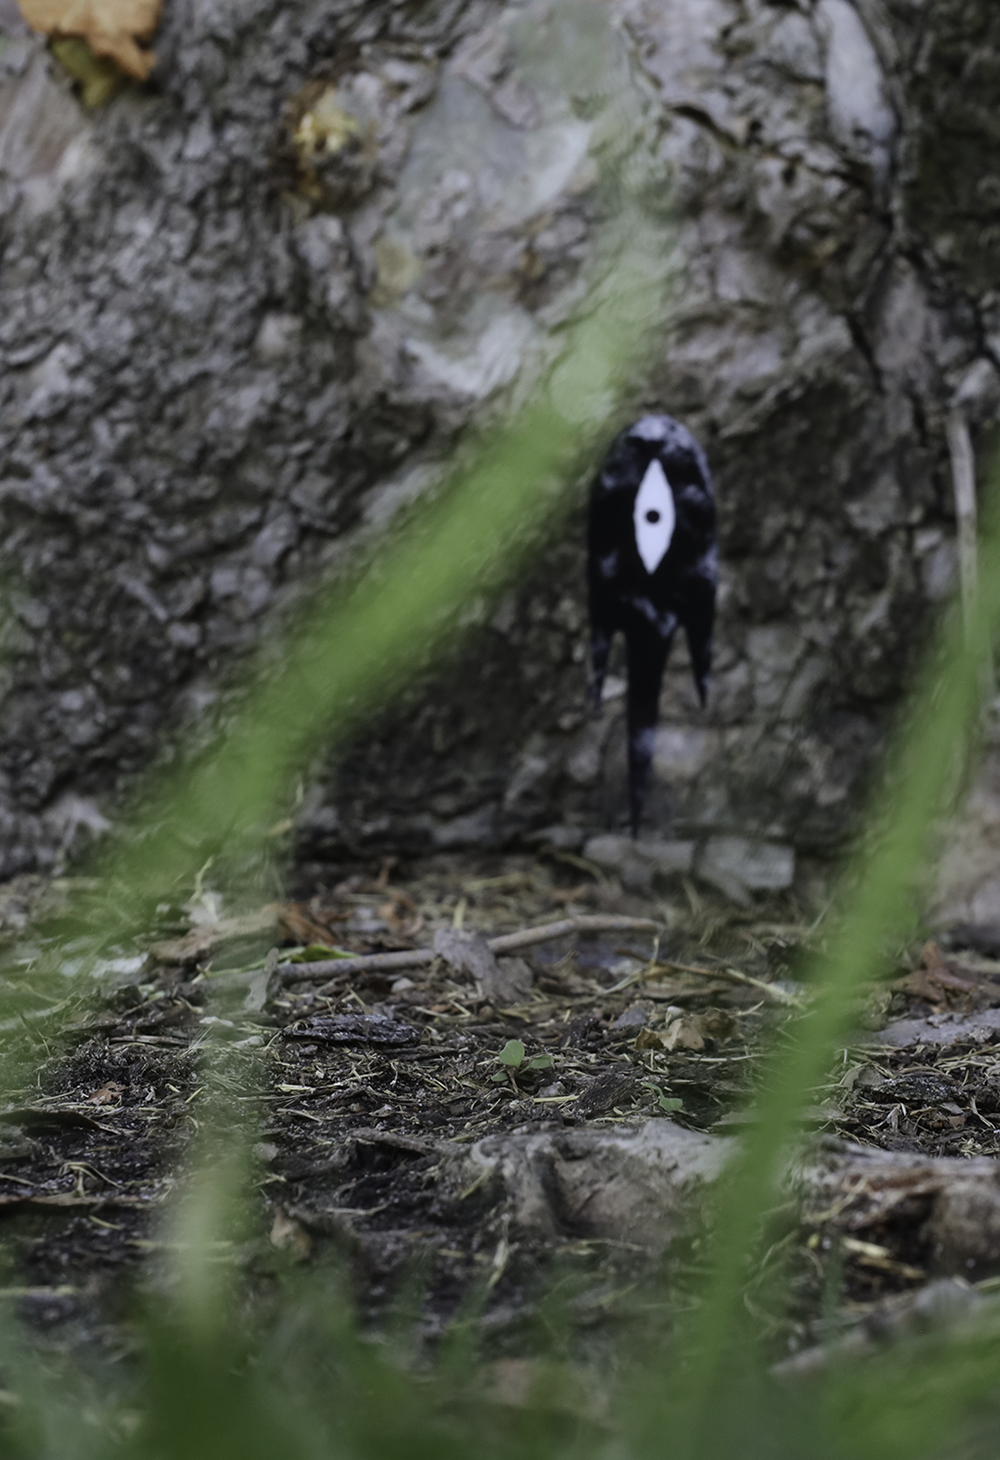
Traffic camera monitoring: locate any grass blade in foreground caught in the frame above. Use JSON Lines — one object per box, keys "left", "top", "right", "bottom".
{"left": 645, "top": 464, "right": 1000, "bottom": 1458}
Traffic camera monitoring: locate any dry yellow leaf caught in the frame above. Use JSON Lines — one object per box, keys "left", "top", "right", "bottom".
{"left": 17, "top": 0, "right": 161, "bottom": 80}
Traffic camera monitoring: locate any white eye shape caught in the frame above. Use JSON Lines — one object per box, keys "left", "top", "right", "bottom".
{"left": 633, "top": 458, "right": 675, "bottom": 574}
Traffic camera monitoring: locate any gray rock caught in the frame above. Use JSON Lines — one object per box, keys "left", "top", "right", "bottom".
{"left": 527, "top": 824, "right": 585, "bottom": 852}
{"left": 695, "top": 838, "right": 796, "bottom": 904}
{"left": 583, "top": 835, "right": 694, "bottom": 878}
{"left": 874, "top": 1008, "right": 1000, "bottom": 1049}
{"left": 611, "top": 1004, "right": 651, "bottom": 1030}
{"left": 448, "top": 1119, "right": 733, "bottom": 1249}
{"left": 431, "top": 809, "right": 498, "bottom": 850}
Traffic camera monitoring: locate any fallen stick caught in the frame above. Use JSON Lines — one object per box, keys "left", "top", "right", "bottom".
{"left": 489, "top": 914, "right": 662, "bottom": 952}
{"left": 281, "top": 947, "right": 434, "bottom": 984}
{"left": 279, "top": 915, "right": 662, "bottom": 986}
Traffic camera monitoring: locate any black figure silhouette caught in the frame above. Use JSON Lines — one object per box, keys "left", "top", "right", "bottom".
{"left": 587, "top": 414, "right": 717, "bottom": 836}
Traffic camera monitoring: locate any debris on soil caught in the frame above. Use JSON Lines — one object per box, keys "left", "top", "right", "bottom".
{"left": 0, "top": 850, "right": 795, "bottom": 1353}
{"left": 802, "top": 1141, "right": 1000, "bottom": 1282}
{"left": 778, "top": 934, "right": 1000, "bottom": 1361}
{"left": 285, "top": 1014, "right": 422, "bottom": 1046}
{"left": 247, "top": 854, "right": 787, "bottom": 1338}
{"left": 17, "top": 854, "right": 1000, "bottom": 1371}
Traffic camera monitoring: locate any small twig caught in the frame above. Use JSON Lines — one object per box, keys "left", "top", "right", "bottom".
{"left": 654, "top": 960, "right": 805, "bottom": 1008}
{"left": 488, "top": 915, "right": 661, "bottom": 954}
{"left": 279, "top": 915, "right": 662, "bottom": 986}
{"left": 281, "top": 948, "right": 436, "bottom": 984}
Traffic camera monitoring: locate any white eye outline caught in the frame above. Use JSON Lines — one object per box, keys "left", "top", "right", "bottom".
{"left": 633, "top": 458, "right": 675, "bottom": 574}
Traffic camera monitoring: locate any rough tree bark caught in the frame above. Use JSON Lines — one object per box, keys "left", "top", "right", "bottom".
{"left": 0, "top": 0, "right": 998, "bottom": 894}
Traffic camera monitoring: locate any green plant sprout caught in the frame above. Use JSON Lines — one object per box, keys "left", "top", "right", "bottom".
{"left": 640, "top": 1080, "right": 683, "bottom": 1113}
{"left": 491, "top": 1039, "right": 555, "bottom": 1086}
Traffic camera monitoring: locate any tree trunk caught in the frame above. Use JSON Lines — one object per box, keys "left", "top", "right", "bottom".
{"left": 0, "top": 0, "right": 997, "bottom": 891}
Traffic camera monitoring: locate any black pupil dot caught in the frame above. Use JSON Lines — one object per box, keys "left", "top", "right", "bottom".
{"left": 646, "top": 510, "right": 660, "bottom": 523}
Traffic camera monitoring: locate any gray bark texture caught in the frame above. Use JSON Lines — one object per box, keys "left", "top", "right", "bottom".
{"left": 0, "top": 0, "right": 998, "bottom": 885}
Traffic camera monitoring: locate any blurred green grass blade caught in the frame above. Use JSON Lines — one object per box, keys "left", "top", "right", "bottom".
{"left": 818, "top": 1311, "right": 1000, "bottom": 1460}
{"left": 652, "top": 464, "right": 1000, "bottom": 1457}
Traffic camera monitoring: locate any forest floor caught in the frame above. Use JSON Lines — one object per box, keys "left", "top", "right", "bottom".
{"left": 0, "top": 852, "right": 999, "bottom": 1380}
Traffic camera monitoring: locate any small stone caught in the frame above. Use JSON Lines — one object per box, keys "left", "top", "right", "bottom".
{"left": 431, "top": 809, "right": 497, "bottom": 849}
{"left": 695, "top": 837, "right": 795, "bottom": 903}
{"left": 529, "top": 824, "right": 585, "bottom": 851}
{"left": 612, "top": 1004, "right": 650, "bottom": 1030}
{"left": 582, "top": 834, "right": 632, "bottom": 870}
{"left": 582, "top": 835, "right": 695, "bottom": 889}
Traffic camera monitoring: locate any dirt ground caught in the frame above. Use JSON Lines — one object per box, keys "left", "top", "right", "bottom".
{"left": 1, "top": 851, "right": 998, "bottom": 1370}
